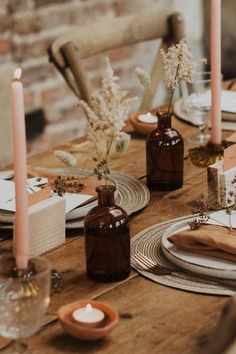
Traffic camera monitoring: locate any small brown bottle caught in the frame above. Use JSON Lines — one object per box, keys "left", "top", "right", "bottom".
{"left": 146, "top": 112, "right": 184, "bottom": 190}
{"left": 84, "top": 185, "right": 130, "bottom": 282}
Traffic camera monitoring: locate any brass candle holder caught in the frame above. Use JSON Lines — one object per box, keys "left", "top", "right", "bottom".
{"left": 189, "top": 141, "right": 232, "bottom": 167}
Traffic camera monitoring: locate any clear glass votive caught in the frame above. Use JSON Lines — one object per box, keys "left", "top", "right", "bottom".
{"left": 0, "top": 254, "right": 51, "bottom": 353}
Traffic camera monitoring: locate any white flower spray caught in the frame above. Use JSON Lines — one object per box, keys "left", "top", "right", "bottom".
{"left": 160, "top": 39, "right": 207, "bottom": 115}
{"left": 79, "top": 57, "right": 138, "bottom": 185}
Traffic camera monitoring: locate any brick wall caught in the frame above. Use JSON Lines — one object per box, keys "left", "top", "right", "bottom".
{"left": 0, "top": 0, "right": 203, "bottom": 155}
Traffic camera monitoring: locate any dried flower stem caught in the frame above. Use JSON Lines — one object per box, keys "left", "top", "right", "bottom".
{"left": 167, "top": 64, "right": 180, "bottom": 115}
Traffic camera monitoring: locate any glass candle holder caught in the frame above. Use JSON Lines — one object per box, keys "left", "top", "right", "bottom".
{"left": 0, "top": 254, "right": 51, "bottom": 354}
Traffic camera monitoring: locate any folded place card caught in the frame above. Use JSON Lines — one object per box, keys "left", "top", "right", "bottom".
{"left": 206, "top": 210, "right": 236, "bottom": 229}
{"left": 224, "top": 144, "right": 236, "bottom": 172}
{"left": 13, "top": 195, "right": 66, "bottom": 257}
{"left": 208, "top": 145, "right": 236, "bottom": 209}
{"left": 0, "top": 179, "right": 51, "bottom": 212}
{"left": 64, "top": 193, "right": 94, "bottom": 213}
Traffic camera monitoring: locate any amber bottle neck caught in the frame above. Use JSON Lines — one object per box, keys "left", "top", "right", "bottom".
{"left": 96, "top": 186, "right": 116, "bottom": 207}
{"left": 157, "top": 112, "right": 172, "bottom": 130}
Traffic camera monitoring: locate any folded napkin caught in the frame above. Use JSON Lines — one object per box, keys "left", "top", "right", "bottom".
{"left": 169, "top": 225, "right": 236, "bottom": 262}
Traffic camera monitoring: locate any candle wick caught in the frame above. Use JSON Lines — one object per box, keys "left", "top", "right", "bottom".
{"left": 13, "top": 68, "right": 22, "bottom": 81}
{"left": 85, "top": 303, "right": 93, "bottom": 313}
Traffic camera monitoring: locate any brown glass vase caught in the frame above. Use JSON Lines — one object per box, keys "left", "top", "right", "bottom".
{"left": 146, "top": 112, "right": 184, "bottom": 190}
{"left": 84, "top": 185, "right": 130, "bottom": 282}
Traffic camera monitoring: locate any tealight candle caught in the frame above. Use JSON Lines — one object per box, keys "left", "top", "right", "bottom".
{"left": 138, "top": 112, "right": 157, "bottom": 124}
{"left": 72, "top": 303, "right": 105, "bottom": 327}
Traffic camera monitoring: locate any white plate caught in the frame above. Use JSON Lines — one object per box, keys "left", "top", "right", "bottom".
{"left": 174, "top": 99, "right": 236, "bottom": 131}
{"left": 161, "top": 219, "right": 236, "bottom": 280}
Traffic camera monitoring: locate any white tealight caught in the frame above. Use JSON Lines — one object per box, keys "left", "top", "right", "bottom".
{"left": 72, "top": 303, "right": 105, "bottom": 326}
{"left": 138, "top": 112, "right": 157, "bottom": 124}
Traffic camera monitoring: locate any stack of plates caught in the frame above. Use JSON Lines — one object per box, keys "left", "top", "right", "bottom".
{"left": 131, "top": 214, "right": 236, "bottom": 295}
{"left": 161, "top": 218, "right": 236, "bottom": 280}
{"left": 174, "top": 97, "right": 236, "bottom": 131}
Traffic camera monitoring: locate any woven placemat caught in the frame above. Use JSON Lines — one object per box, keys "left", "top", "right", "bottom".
{"left": 131, "top": 215, "right": 236, "bottom": 296}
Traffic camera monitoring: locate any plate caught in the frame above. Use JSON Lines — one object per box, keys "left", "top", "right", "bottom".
{"left": 174, "top": 99, "right": 236, "bottom": 131}
{"left": 161, "top": 219, "right": 236, "bottom": 280}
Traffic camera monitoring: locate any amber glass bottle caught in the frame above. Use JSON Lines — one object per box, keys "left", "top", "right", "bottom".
{"left": 146, "top": 112, "right": 184, "bottom": 190}
{"left": 84, "top": 185, "right": 130, "bottom": 282}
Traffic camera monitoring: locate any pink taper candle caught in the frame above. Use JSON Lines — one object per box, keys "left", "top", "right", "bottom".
{"left": 210, "top": 0, "right": 222, "bottom": 145}
{"left": 11, "top": 68, "right": 29, "bottom": 270}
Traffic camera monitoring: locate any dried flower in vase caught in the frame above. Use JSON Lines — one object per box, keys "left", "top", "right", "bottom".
{"left": 79, "top": 57, "right": 138, "bottom": 185}
{"left": 160, "top": 39, "right": 207, "bottom": 115}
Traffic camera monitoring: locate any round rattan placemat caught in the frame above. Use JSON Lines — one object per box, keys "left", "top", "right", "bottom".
{"left": 131, "top": 215, "right": 236, "bottom": 296}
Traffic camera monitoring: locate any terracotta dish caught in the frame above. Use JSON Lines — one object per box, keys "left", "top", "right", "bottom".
{"left": 58, "top": 299, "right": 119, "bottom": 341}
{"left": 129, "top": 107, "right": 169, "bottom": 135}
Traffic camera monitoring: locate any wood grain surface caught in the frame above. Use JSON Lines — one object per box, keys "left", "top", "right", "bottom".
{"left": 0, "top": 117, "right": 233, "bottom": 354}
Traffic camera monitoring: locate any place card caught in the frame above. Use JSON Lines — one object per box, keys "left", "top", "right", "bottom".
{"left": 27, "top": 177, "right": 48, "bottom": 187}
{"left": 206, "top": 210, "right": 236, "bottom": 229}
{"left": 63, "top": 193, "right": 94, "bottom": 213}
{"left": 0, "top": 179, "right": 51, "bottom": 212}
{"left": 208, "top": 159, "right": 236, "bottom": 209}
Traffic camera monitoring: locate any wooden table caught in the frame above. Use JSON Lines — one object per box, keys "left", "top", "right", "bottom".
{"left": 0, "top": 117, "right": 234, "bottom": 354}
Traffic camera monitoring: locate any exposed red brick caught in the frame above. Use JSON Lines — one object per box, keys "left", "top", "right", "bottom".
{"left": 114, "top": 0, "right": 156, "bottom": 15}
{"left": 8, "top": 0, "right": 33, "bottom": 14}
{"left": 34, "top": 0, "right": 72, "bottom": 8}
{"left": 44, "top": 107, "right": 62, "bottom": 124}
{"left": 83, "top": 55, "right": 103, "bottom": 71}
{"left": 105, "top": 46, "right": 135, "bottom": 63}
{"left": 0, "top": 0, "right": 9, "bottom": 12}
{"left": 22, "top": 62, "right": 56, "bottom": 86}
{"left": 0, "top": 37, "right": 10, "bottom": 55}
{"left": 13, "top": 15, "right": 42, "bottom": 34}
{"left": 0, "top": 14, "right": 12, "bottom": 32}
{"left": 42, "top": 122, "right": 79, "bottom": 149}
{"left": 2, "top": 0, "right": 157, "bottom": 154}
{"left": 41, "top": 83, "right": 71, "bottom": 106}
{"left": 40, "top": 6, "right": 72, "bottom": 29}
{"left": 70, "top": 1, "right": 115, "bottom": 25}
{"left": 24, "top": 89, "right": 35, "bottom": 112}
{"left": 12, "top": 36, "right": 55, "bottom": 61}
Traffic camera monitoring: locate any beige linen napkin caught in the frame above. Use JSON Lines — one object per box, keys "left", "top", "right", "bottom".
{"left": 169, "top": 225, "right": 236, "bottom": 262}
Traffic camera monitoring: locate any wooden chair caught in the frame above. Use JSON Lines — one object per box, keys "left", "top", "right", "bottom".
{"left": 48, "top": 9, "right": 185, "bottom": 111}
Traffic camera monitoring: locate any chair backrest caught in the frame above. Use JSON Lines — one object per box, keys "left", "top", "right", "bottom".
{"left": 49, "top": 9, "right": 185, "bottom": 111}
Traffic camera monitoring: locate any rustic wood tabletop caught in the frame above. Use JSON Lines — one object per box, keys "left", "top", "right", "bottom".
{"left": 0, "top": 115, "right": 234, "bottom": 354}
